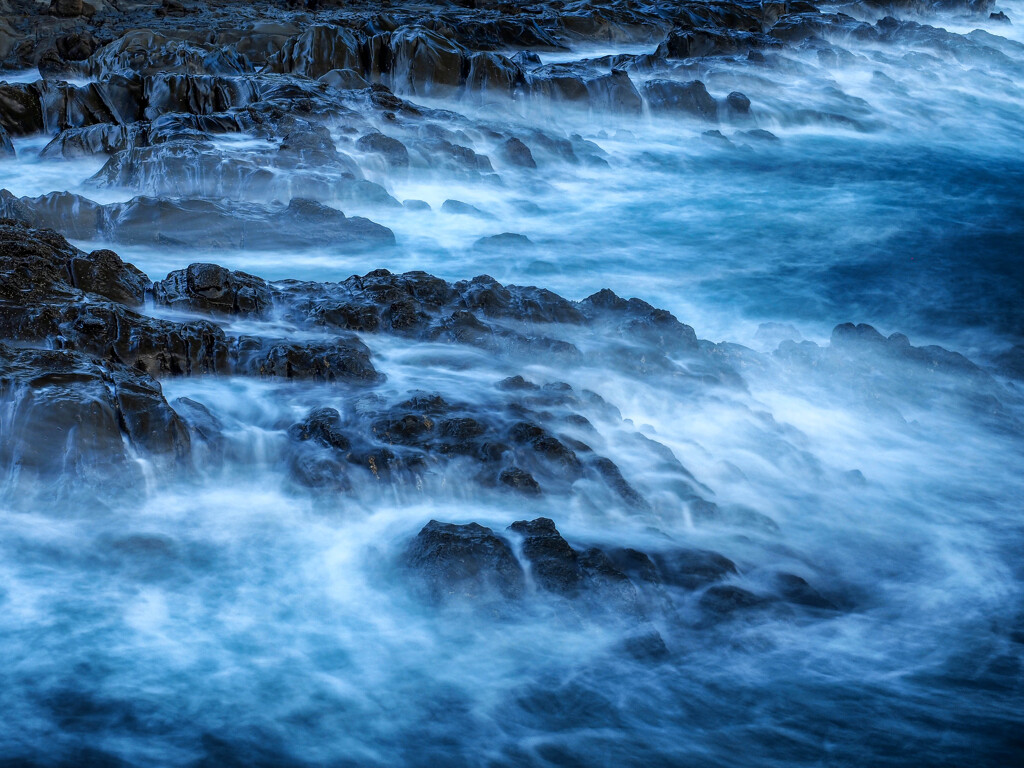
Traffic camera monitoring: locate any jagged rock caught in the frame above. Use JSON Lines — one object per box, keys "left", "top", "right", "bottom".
{"left": 153, "top": 263, "right": 272, "bottom": 318}
{"left": 238, "top": 337, "right": 383, "bottom": 385}
{"left": 68, "top": 248, "right": 149, "bottom": 307}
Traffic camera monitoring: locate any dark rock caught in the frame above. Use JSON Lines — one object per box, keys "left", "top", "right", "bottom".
{"left": 319, "top": 68, "right": 371, "bottom": 90}
{"left": 0, "top": 83, "right": 44, "bottom": 136}
{"left": 0, "top": 126, "right": 13, "bottom": 158}
{"left": 500, "top": 137, "right": 537, "bottom": 169}
{"left": 239, "top": 338, "right": 383, "bottom": 385}
{"left": 0, "top": 342, "right": 189, "bottom": 491}
{"left": 726, "top": 91, "right": 751, "bottom": 114}
{"left": 743, "top": 128, "right": 780, "bottom": 142}
{"left": 69, "top": 249, "right": 149, "bottom": 307}
{"left": 775, "top": 573, "right": 837, "bottom": 610}
{"left": 50, "top": 0, "right": 85, "bottom": 18}
{"left": 289, "top": 407, "right": 351, "bottom": 451}
{"left": 473, "top": 233, "right": 534, "bottom": 251}
{"left": 699, "top": 584, "right": 769, "bottom": 615}
{"left": 643, "top": 79, "right": 717, "bottom": 121}
{"left": 403, "top": 199, "right": 431, "bottom": 211}
{"left": 652, "top": 549, "right": 738, "bottom": 590}
{"left": 403, "top": 520, "right": 525, "bottom": 603}
{"left": 356, "top": 132, "right": 410, "bottom": 168}
{"left": 441, "top": 199, "right": 491, "bottom": 218}
{"left": 153, "top": 263, "right": 272, "bottom": 318}
{"left": 508, "top": 517, "right": 582, "bottom": 596}
{"left": 498, "top": 466, "right": 541, "bottom": 495}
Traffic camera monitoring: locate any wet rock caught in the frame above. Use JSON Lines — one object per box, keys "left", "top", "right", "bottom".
{"left": 238, "top": 337, "right": 383, "bottom": 385}
{"left": 508, "top": 517, "right": 583, "bottom": 596}
{"left": 153, "top": 263, "right": 272, "bottom": 318}
{"left": 356, "top": 132, "right": 410, "bottom": 168}
{"left": 390, "top": 27, "right": 465, "bottom": 97}
{"left": 774, "top": 573, "right": 837, "bottom": 610}
{"left": 49, "top": 0, "right": 87, "bottom": 18}
{"left": 643, "top": 79, "right": 718, "bottom": 121}
{"left": 289, "top": 406, "right": 350, "bottom": 451}
{"left": 319, "top": 68, "right": 370, "bottom": 90}
{"left": 656, "top": 28, "right": 767, "bottom": 59}
{"left": 498, "top": 466, "right": 541, "bottom": 495}
{"left": 172, "top": 396, "right": 224, "bottom": 447}
{"left": 0, "top": 342, "right": 190, "bottom": 491}
{"left": 0, "top": 83, "right": 44, "bottom": 136}
{"left": 654, "top": 549, "right": 738, "bottom": 590}
{"left": 726, "top": 91, "right": 751, "bottom": 115}
{"left": 403, "top": 199, "right": 431, "bottom": 211}
{"left": 529, "top": 65, "right": 642, "bottom": 114}
{"left": 699, "top": 584, "right": 769, "bottom": 616}
{"left": 0, "top": 125, "right": 13, "bottom": 158}
{"left": 101, "top": 196, "right": 395, "bottom": 250}
{"left": 743, "top": 128, "right": 779, "bottom": 142}
{"left": 500, "top": 137, "right": 537, "bottom": 168}
{"left": 580, "top": 288, "right": 699, "bottom": 352}
{"left": 403, "top": 520, "right": 526, "bottom": 603}
{"left": 473, "top": 233, "right": 534, "bottom": 251}
{"left": 441, "top": 199, "right": 491, "bottom": 218}
{"left": 265, "top": 25, "right": 364, "bottom": 79}
{"left": 69, "top": 249, "right": 149, "bottom": 307}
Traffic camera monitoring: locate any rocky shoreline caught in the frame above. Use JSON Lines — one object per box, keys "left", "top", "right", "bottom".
{"left": 1, "top": 0, "right": 1023, "bottom": 765}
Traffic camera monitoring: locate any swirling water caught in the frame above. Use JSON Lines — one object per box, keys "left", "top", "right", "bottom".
{"left": 1, "top": 6, "right": 1023, "bottom": 767}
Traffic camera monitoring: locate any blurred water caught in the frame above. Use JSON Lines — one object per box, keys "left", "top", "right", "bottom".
{"left": 1, "top": 7, "right": 1023, "bottom": 767}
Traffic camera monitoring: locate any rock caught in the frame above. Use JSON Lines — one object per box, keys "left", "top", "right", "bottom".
{"left": 653, "top": 549, "right": 738, "bottom": 590}
{"left": 0, "top": 83, "right": 44, "bottom": 136}
{"left": 69, "top": 249, "right": 149, "bottom": 307}
{"left": 743, "top": 128, "right": 779, "bottom": 142}
{"left": 989, "top": 11, "right": 1010, "bottom": 23}
{"left": 389, "top": 27, "right": 465, "bottom": 97}
{"left": 774, "top": 573, "right": 837, "bottom": 610}
{"left": 472, "top": 233, "right": 534, "bottom": 251}
{"left": 289, "top": 406, "right": 351, "bottom": 450}
{"left": 529, "top": 65, "right": 642, "bottom": 114}
{"left": 403, "top": 520, "right": 526, "bottom": 603}
{"left": 699, "top": 584, "right": 769, "bottom": 616}
{"left": 507, "top": 517, "right": 583, "bottom": 596}
{"left": 403, "top": 199, "right": 431, "bottom": 211}
{"left": 0, "top": 125, "right": 14, "bottom": 158}
{"left": 500, "top": 137, "right": 537, "bottom": 168}
{"left": 0, "top": 342, "right": 190, "bottom": 492}
{"left": 153, "top": 263, "right": 272, "bottom": 318}
{"left": 238, "top": 338, "right": 383, "bottom": 385}
{"left": 726, "top": 91, "right": 751, "bottom": 114}
{"left": 643, "top": 79, "right": 718, "bottom": 121}
{"left": 49, "top": 0, "right": 85, "bottom": 17}
{"left": 356, "top": 132, "right": 410, "bottom": 168}
{"left": 319, "top": 68, "right": 371, "bottom": 90}
{"left": 441, "top": 199, "right": 491, "bottom": 218}
{"left": 498, "top": 466, "right": 541, "bottom": 494}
